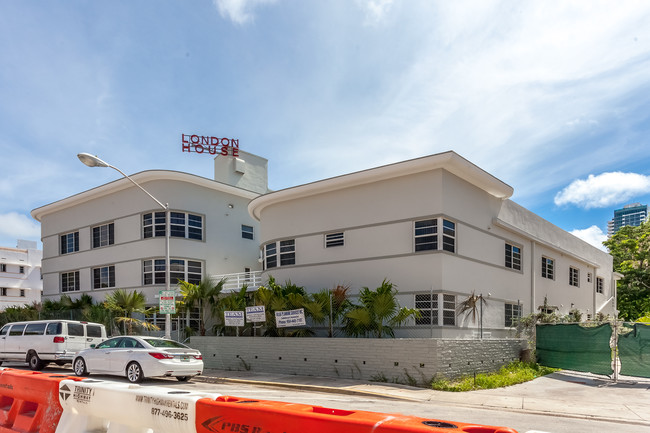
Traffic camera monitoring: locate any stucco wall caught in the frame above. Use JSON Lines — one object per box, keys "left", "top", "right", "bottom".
{"left": 192, "top": 336, "right": 526, "bottom": 383}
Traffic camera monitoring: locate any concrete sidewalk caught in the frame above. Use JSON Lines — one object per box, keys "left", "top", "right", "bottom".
{"left": 195, "top": 369, "right": 650, "bottom": 427}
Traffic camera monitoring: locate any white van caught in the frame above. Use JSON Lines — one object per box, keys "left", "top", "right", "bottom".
{"left": 0, "top": 320, "right": 107, "bottom": 370}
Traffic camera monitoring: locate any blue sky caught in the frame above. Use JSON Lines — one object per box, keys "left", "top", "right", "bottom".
{"left": 2, "top": 0, "right": 650, "bottom": 251}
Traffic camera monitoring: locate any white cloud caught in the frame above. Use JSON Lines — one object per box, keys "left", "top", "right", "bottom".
{"left": 212, "top": 0, "right": 276, "bottom": 24}
{"left": 554, "top": 172, "right": 650, "bottom": 209}
{"left": 569, "top": 225, "right": 608, "bottom": 252}
{"left": 355, "top": 0, "right": 394, "bottom": 25}
{"left": 0, "top": 212, "right": 41, "bottom": 245}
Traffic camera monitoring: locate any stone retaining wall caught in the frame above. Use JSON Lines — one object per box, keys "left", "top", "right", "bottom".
{"left": 191, "top": 337, "right": 527, "bottom": 384}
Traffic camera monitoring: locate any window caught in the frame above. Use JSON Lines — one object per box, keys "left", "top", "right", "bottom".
{"left": 596, "top": 277, "right": 604, "bottom": 294}
{"left": 25, "top": 323, "right": 46, "bottom": 335}
{"left": 9, "top": 324, "right": 25, "bottom": 336}
{"left": 19, "top": 289, "right": 25, "bottom": 297}
{"left": 46, "top": 322, "right": 62, "bottom": 335}
{"left": 587, "top": 272, "right": 592, "bottom": 283}
{"left": 505, "top": 243, "right": 521, "bottom": 270}
{"left": 442, "top": 294, "right": 456, "bottom": 326}
{"left": 0, "top": 288, "right": 6, "bottom": 296}
{"left": 442, "top": 220, "right": 456, "bottom": 253}
{"left": 92, "top": 223, "right": 114, "bottom": 248}
{"left": 144, "top": 212, "right": 203, "bottom": 240}
{"left": 280, "top": 240, "right": 296, "bottom": 266}
{"left": 569, "top": 267, "right": 580, "bottom": 287}
{"left": 143, "top": 212, "right": 166, "bottom": 238}
{"left": 264, "top": 243, "right": 277, "bottom": 269}
{"left": 143, "top": 259, "right": 202, "bottom": 285}
{"left": 87, "top": 324, "right": 103, "bottom": 338}
{"left": 68, "top": 323, "right": 84, "bottom": 336}
{"left": 18, "top": 266, "right": 24, "bottom": 274}
{"left": 242, "top": 225, "right": 254, "bottom": 240}
{"left": 541, "top": 257, "right": 554, "bottom": 279}
{"left": 61, "top": 271, "right": 80, "bottom": 292}
{"left": 60, "top": 232, "right": 79, "bottom": 255}
{"left": 93, "top": 265, "right": 115, "bottom": 289}
{"left": 415, "top": 293, "right": 438, "bottom": 325}
{"left": 325, "top": 232, "right": 344, "bottom": 248}
{"left": 414, "top": 219, "right": 437, "bottom": 251}
{"left": 505, "top": 303, "right": 521, "bottom": 327}
{"left": 0, "top": 264, "right": 5, "bottom": 272}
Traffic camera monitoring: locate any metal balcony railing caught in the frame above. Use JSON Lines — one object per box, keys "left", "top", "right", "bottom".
{"left": 210, "top": 270, "right": 263, "bottom": 293}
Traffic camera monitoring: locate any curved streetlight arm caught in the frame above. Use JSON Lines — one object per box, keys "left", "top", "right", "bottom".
{"left": 77, "top": 153, "right": 166, "bottom": 210}
{"left": 77, "top": 152, "right": 172, "bottom": 339}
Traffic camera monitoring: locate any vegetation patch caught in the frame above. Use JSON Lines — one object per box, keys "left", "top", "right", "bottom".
{"left": 430, "top": 361, "right": 558, "bottom": 392}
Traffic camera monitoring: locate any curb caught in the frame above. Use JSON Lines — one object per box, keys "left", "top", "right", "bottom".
{"left": 192, "top": 374, "right": 650, "bottom": 428}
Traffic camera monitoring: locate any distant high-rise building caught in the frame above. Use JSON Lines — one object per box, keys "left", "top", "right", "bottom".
{"left": 607, "top": 203, "right": 648, "bottom": 236}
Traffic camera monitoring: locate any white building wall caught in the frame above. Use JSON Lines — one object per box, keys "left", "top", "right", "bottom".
{"left": 0, "top": 241, "right": 42, "bottom": 309}
{"left": 250, "top": 153, "right": 615, "bottom": 337}
{"left": 36, "top": 172, "right": 262, "bottom": 306}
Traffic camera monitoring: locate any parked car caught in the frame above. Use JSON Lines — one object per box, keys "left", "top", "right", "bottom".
{"left": 0, "top": 320, "right": 107, "bottom": 370}
{"left": 72, "top": 335, "right": 204, "bottom": 383}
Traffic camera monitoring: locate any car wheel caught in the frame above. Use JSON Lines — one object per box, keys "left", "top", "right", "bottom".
{"left": 28, "top": 352, "right": 44, "bottom": 371}
{"left": 126, "top": 362, "right": 144, "bottom": 383}
{"left": 73, "top": 358, "right": 89, "bottom": 376}
{"left": 176, "top": 376, "right": 190, "bottom": 382}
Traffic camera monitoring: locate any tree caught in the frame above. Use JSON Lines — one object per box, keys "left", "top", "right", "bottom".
{"left": 214, "top": 285, "right": 252, "bottom": 336}
{"left": 104, "top": 289, "right": 159, "bottom": 335}
{"left": 342, "top": 279, "right": 420, "bottom": 338}
{"left": 603, "top": 222, "right": 650, "bottom": 321}
{"left": 456, "top": 292, "right": 488, "bottom": 324}
{"left": 254, "top": 277, "right": 312, "bottom": 337}
{"left": 178, "top": 278, "right": 225, "bottom": 336}
{"left": 310, "top": 285, "right": 352, "bottom": 337}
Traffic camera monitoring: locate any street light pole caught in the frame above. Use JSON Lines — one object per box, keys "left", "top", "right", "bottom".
{"left": 77, "top": 153, "right": 173, "bottom": 339}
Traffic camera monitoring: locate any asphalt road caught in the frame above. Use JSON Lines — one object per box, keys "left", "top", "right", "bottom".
{"left": 6, "top": 363, "right": 646, "bottom": 433}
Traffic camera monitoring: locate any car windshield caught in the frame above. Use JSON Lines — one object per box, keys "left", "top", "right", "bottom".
{"left": 143, "top": 338, "right": 190, "bottom": 349}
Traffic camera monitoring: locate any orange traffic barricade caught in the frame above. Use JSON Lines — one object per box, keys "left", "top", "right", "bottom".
{"left": 196, "top": 395, "right": 518, "bottom": 433}
{"left": 0, "top": 368, "right": 82, "bottom": 433}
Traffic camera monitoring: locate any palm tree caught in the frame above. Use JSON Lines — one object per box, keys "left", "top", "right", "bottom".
{"left": 104, "top": 289, "right": 159, "bottom": 335}
{"left": 343, "top": 279, "right": 420, "bottom": 338}
{"left": 178, "top": 277, "right": 225, "bottom": 336}
{"left": 456, "top": 291, "right": 488, "bottom": 323}
{"left": 254, "top": 277, "right": 311, "bottom": 337}
{"left": 214, "top": 285, "right": 252, "bottom": 336}
{"left": 310, "top": 285, "right": 352, "bottom": 337}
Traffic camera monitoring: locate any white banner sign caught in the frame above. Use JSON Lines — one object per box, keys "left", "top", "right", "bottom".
{"left": 275, "top": 308, "right": 306, "bottom": 328}
{"left": 245, "top": 305, "right": 266, "bottom": 323}
{"left": 224, "top": 311, "right": 245, "bottom": 327}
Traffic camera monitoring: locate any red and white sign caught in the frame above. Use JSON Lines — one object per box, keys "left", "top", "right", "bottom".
{"left": 181, "top": 134, "right": 239, "bottom": 156}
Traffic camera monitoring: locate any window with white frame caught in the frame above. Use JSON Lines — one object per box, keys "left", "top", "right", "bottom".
{"left": 414, "top": 293, "right": 438, "bottom": 325}
{"left": 0, "top": 264, "right": 5, "bottom": 272}
{"left": 18, "top": 266, "right": 24, "bottom": 274}
{"left": 280, "top": 240, "right": 295, "bottom": 266}
{"left": 242, "top": 225, "right": 254, "bottom": 240}
{"left": 505, "top": 243, "right": 521, "bottom": 270}
{"left": 92, "top": 223, "right": 114, "bottom": 248}
{"left": 505, "top": 303, "right": 521, "bottom": 327}
{"left": 93, "top": 265, "right": 115, "bottom": 289}
{"left": 19, "top": 289, "right": 25, "bottom": 297}
{"left": 569, "top": 267, "right": 580, "bottom": 287}
{"left": 143, "top": 212, "right": 166, "bottom": 238}
{"left": 596, "top": 277, "right": 604, "bottom": 294}
{"left": 541, "top": 257, "right": 554, "bottom": 279}
{"left": 143, "top": 259, "right": 202, "bottom": 286}
{"left": 325, "top": 232, "right": 344, "bottom": 248}
{"left": 264, "top": 243, "right": 277, "bottom": 269}
{"left": 143, "top": 212, "right": 203, "bottom": 240}
{"left": 60, "top": 232, "right": 79, "bottom": 255}
{"left": 414, "top": 219, "right": 437, "bottom": 251}
{"left": 442, "top": 294, "right": 456, "bottom": 326}
{"left": 61, "top": 271, "right": 80, "bottom": 292}
{"left": 587, "top": 272, "right": 592, "bottom": 283}
{"left": 442, "top": 220, "right": 456, "bottom": 253}
{"left": 0, "top": 288, "right": 6, "bottom": 296}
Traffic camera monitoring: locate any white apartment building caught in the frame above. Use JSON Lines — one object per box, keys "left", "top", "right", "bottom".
{"left": 31, "top": 152, "right": 268, "bottom": 322}
{"left": 0, "top": 240, "right": 42, "bottom": 309}
{"left": 249, "top": 151, "right": 617, "bottom": 337}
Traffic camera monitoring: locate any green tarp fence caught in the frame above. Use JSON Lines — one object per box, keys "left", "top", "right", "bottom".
{"left": 536, "top": 323, "right": 613, "bottom": 376}
{"left": 619, "top": 323, "right": 650, "bottom": 378}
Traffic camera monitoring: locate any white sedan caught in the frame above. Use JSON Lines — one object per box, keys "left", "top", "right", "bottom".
{"left": 72, "top": 336, "right": 204, "bottom": 383}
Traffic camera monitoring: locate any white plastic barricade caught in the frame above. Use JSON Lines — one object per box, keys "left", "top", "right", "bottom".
{"left": 55, "top": 379, "right": 221, "bottom": 433}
